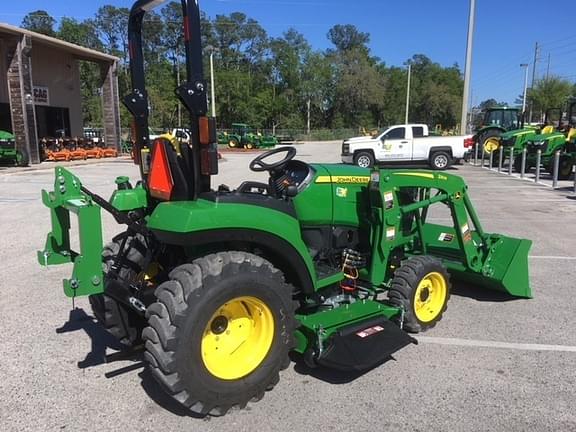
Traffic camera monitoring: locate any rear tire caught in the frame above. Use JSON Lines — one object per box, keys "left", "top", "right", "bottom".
{"left": 479, "top": 129, "right": 501, "bottom": 155}
{"left": 354, "top": 151, "right": 374, "bottom": 168}
{"left": 89, "top": 233, "right": 148, "bottom": 347}
{"left": 388, "top": 256, "right": 451, "bottom": 333}
{"left": 228, "top": 138, "right": 239, "bottom": 148}
{"left": 429, "top": 151, "right": 452, "bottom": 170}
{"left": 142, "top": 252, "right": 296, "bottom": 417}
{"left": 557, "top": 156, "right": 573, "bottom": 180}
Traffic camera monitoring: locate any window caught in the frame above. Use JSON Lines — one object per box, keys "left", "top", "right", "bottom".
{"left": 385, "top": 127, "right": 405, "bottom": 140}
{"left": 412, "top": 126, "right": 424, "bottom": 138}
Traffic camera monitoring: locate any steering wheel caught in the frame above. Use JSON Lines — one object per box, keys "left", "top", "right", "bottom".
{"left": 249, "top": 146, "right": 297, "bottom": 173}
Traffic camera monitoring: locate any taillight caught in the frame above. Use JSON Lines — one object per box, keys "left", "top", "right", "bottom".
{"left": 148, "top": 139, "right": 174, "bottom": 200}
{"left": 464, "top": 137, "right": 474, "bottom": 148}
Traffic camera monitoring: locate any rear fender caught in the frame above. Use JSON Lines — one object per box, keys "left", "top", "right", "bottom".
{"left": 147, "top": 200, "right": 318, "bottom": 292}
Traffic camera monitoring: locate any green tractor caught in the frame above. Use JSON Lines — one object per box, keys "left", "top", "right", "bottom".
{"left": 523, "top": 102, "right": 576, "bottom": 179}
{"left": 0, "top": 130, "right": 29, "bottom": 166}
{"left": 38, "top": 0, "right": 532, "bottom": 417}
{"left": 487, "top": 107, "right": 561, "bottom": 167}
{"left": 473, "top": 106, "right": 522, "bottom": 155}
{"left": 218, "top": 123, "right": 278, "bottom": 149}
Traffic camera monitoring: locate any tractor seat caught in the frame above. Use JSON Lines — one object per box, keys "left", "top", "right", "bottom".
{"left": 541, "top": 125, "right": 555, "bottom": 134}
{"left": 566, "top": 128, "right": 576, "bottom": 143}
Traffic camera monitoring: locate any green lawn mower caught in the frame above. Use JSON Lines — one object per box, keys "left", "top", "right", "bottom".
{"left": 0, "top": 130, "right": 29, "bottom": 166}
{"left": 218, "top": 123, "right": 278, "bottom": 149}
{"left": 38, "top": 0, "right": 532, "bottom": 417}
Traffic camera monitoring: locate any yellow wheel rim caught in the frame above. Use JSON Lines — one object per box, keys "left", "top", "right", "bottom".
{"left": 201, "top": 296, "right": 274, "bottom": 380}
{"left": 484, "top": 137, "right": 500, "bottom": 153}
{"left": 229, "top": 140, "right": 236, "bottom": 147}
{"left": 413, "top": 272, "right": 447, "bottom": 323}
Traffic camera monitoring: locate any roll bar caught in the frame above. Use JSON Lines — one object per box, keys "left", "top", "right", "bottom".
{"left": 123, "top": 0, "right": 212, "bottom": 197}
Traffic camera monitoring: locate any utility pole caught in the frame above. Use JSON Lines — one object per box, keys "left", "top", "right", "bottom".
{"left": 528, "top": 42, "right": 540, "bottom": 123}
{"left": 460, "top": 0, "right": 476, "bottom": 135}
{"left": 209, "top": 50, "right": 216, "bottom": 117}
{"left": 521, "top": 63, "right": 529, "bottom": 113}
{"left": 405, "top": 64, "right": 411, "bottom": 124}
{"left": 546, "top": 53, "right": 550, "bottom": 79}
{"left": 306, "top": 98, "right": 311, "bottom": 135}
{"left": 176, "top": 61, "right": 181, "bottom": 127}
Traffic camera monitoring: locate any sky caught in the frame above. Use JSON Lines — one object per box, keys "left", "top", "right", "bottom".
{"left": 1, "top": 0, "right": 575, "bottom": 106}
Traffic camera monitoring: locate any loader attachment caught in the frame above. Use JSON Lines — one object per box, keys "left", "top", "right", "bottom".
{"left": 37, "top": 167, "right": 104, "bottom": 298}
{"left": 441, "top": 234, "right": 532, "bottom": 299}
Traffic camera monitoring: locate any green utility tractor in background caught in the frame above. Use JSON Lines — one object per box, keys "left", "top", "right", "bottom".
{"left": 473, "top": 106, "right": 522, "bottom": 155}
{"left": 38, "top": 0, "right": 532, "bottom": 417}
{"left": 486, "top": 107, "right": 561, "bottom": 167}
{"left": 218, "top": 123, "right": 278, "bottom": 149}
{"left": 0, "top": 130, "right": 29, "bottom": 166}
{"left": 523, "top": 102, "right": 576, "bottom": 178}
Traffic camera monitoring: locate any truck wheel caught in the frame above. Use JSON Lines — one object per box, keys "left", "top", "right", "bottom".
{"left": 143, "top": 252, "right": 296, "bottom": 417}
{"left": 388, "top": 256, "right": 451, "bottom": 333}
{"left": 429, "top": 151, "right": 452, "bottom": 170}
{"left": 354, "top": 151, "right": 374, "bottom": 168}
{"left": 89, "top": 233, "right": 148, "bottom": 347}
{"left": 228, "top": 138, "right": 239, "bottom": 148}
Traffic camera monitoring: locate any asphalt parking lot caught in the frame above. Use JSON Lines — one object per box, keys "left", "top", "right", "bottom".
{"left": 1, "top": 141, "right": 576, "bottom": 432}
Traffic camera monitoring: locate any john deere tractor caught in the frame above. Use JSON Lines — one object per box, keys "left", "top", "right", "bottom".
{"left": 38, "top": 0, "right": 532, "bottom": 417}
{"left": 474, "top": 106, "right": 522, "bottom": 155}
{"left": 218, "top": 123, "right": 278, "bottom": 149}
{"left": 0, "top": 130, "right": 29, "bottom": 166}
{"left": 523, "top": 101, "right": 576, "bottom": 179}
{"left": 486, "top": 107, "right": 561, "bottom": 167}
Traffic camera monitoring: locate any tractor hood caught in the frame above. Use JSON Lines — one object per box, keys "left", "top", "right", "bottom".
{"left": 314, "top": 163, "right": 371, "bottom": 181}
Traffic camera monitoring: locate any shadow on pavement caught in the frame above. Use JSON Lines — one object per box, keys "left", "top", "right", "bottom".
{"left": 56, "top": 308, "right": 126, "bottom": 368}
{"left": 138, "top": 369, "right": 201, "bottom": 418}
{"left": 451, "top": 281, "right": 521, "bottom": 302}
{"left": 291, "top": 354, "right": 396, "bottom": 384}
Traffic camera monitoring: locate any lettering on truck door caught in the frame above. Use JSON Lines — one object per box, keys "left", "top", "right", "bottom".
{"left": 378, "top": 127, "right": 410, "bottom": 161}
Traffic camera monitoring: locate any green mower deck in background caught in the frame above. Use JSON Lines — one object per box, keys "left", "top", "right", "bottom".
{"left": 37, "top": 0, "right": 533, "bottom": 418}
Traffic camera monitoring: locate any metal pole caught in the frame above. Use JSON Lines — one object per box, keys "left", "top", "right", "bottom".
{"left": 508, "top": 147, "right": 514, "bottom": 175}
{"left": 405, "top": 64, "right": 411, "bottom": 124}
{"left": 481, "top": 146, "right": 485, "bottom": 167}
{"left": 176, "top": 61, "right": 181, "bottom": 127}
{"left": 528, "top": 42, "right": 539, "bottom": 124}
{"left": 552, "top": 150, "right": 560, "bottom": 188}
{"left": 498, "top": 146, "right": 503, "bottom": 172}
{"left": 488, "top": 151, "right": 493, "bottom": 170}
{"left": 573, "top": 162, "right": 576, "bottom": 193}
{"left": 521, "top": 64, "right": 529, "bottom": 113}
{"left": 520, "top": 148, "right": 527, "bottom": 178}
{"left": 535, "top": 149, "right": 541, "bottom": 183}
{"left": 460, "top": 0, "right": 476, "bottom": 135}
{"left": 474, "top": 143, "right": 478, "bottom": 165}
{"left": 209, "top": 51, "right": 216, "bottom": 117}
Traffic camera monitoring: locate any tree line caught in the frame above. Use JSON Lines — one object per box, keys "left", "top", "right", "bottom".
{"left": 22, "top": 4, "right": 467, "bottom": 134}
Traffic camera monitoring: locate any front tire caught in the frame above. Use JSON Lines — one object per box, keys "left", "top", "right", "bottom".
{"left": 429, "top": 151, "right": 452, "bottom": 170}
{"left": 143, "top": 252, "right": 296, "bottom": 417}
{"left": 354, "top": 151, "right": 374, "bottom": 168}
{"left": 388, "top": 256, "right": 451, "bottom": 333}
{"left": 228, "top": 138, "right": 239, "bottom": 148}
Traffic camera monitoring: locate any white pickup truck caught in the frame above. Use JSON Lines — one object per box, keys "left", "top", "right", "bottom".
{"left": 341, "top": 124, "right": 473, "bottom": 169}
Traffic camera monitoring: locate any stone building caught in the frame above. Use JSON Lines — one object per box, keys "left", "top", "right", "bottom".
{"left": 0, "top": 23, "right": 120, "bottom": 164}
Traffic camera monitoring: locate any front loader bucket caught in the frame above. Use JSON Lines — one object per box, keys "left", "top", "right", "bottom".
{"left": 454, "top": 235, "right": 532, "bottom": 298}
